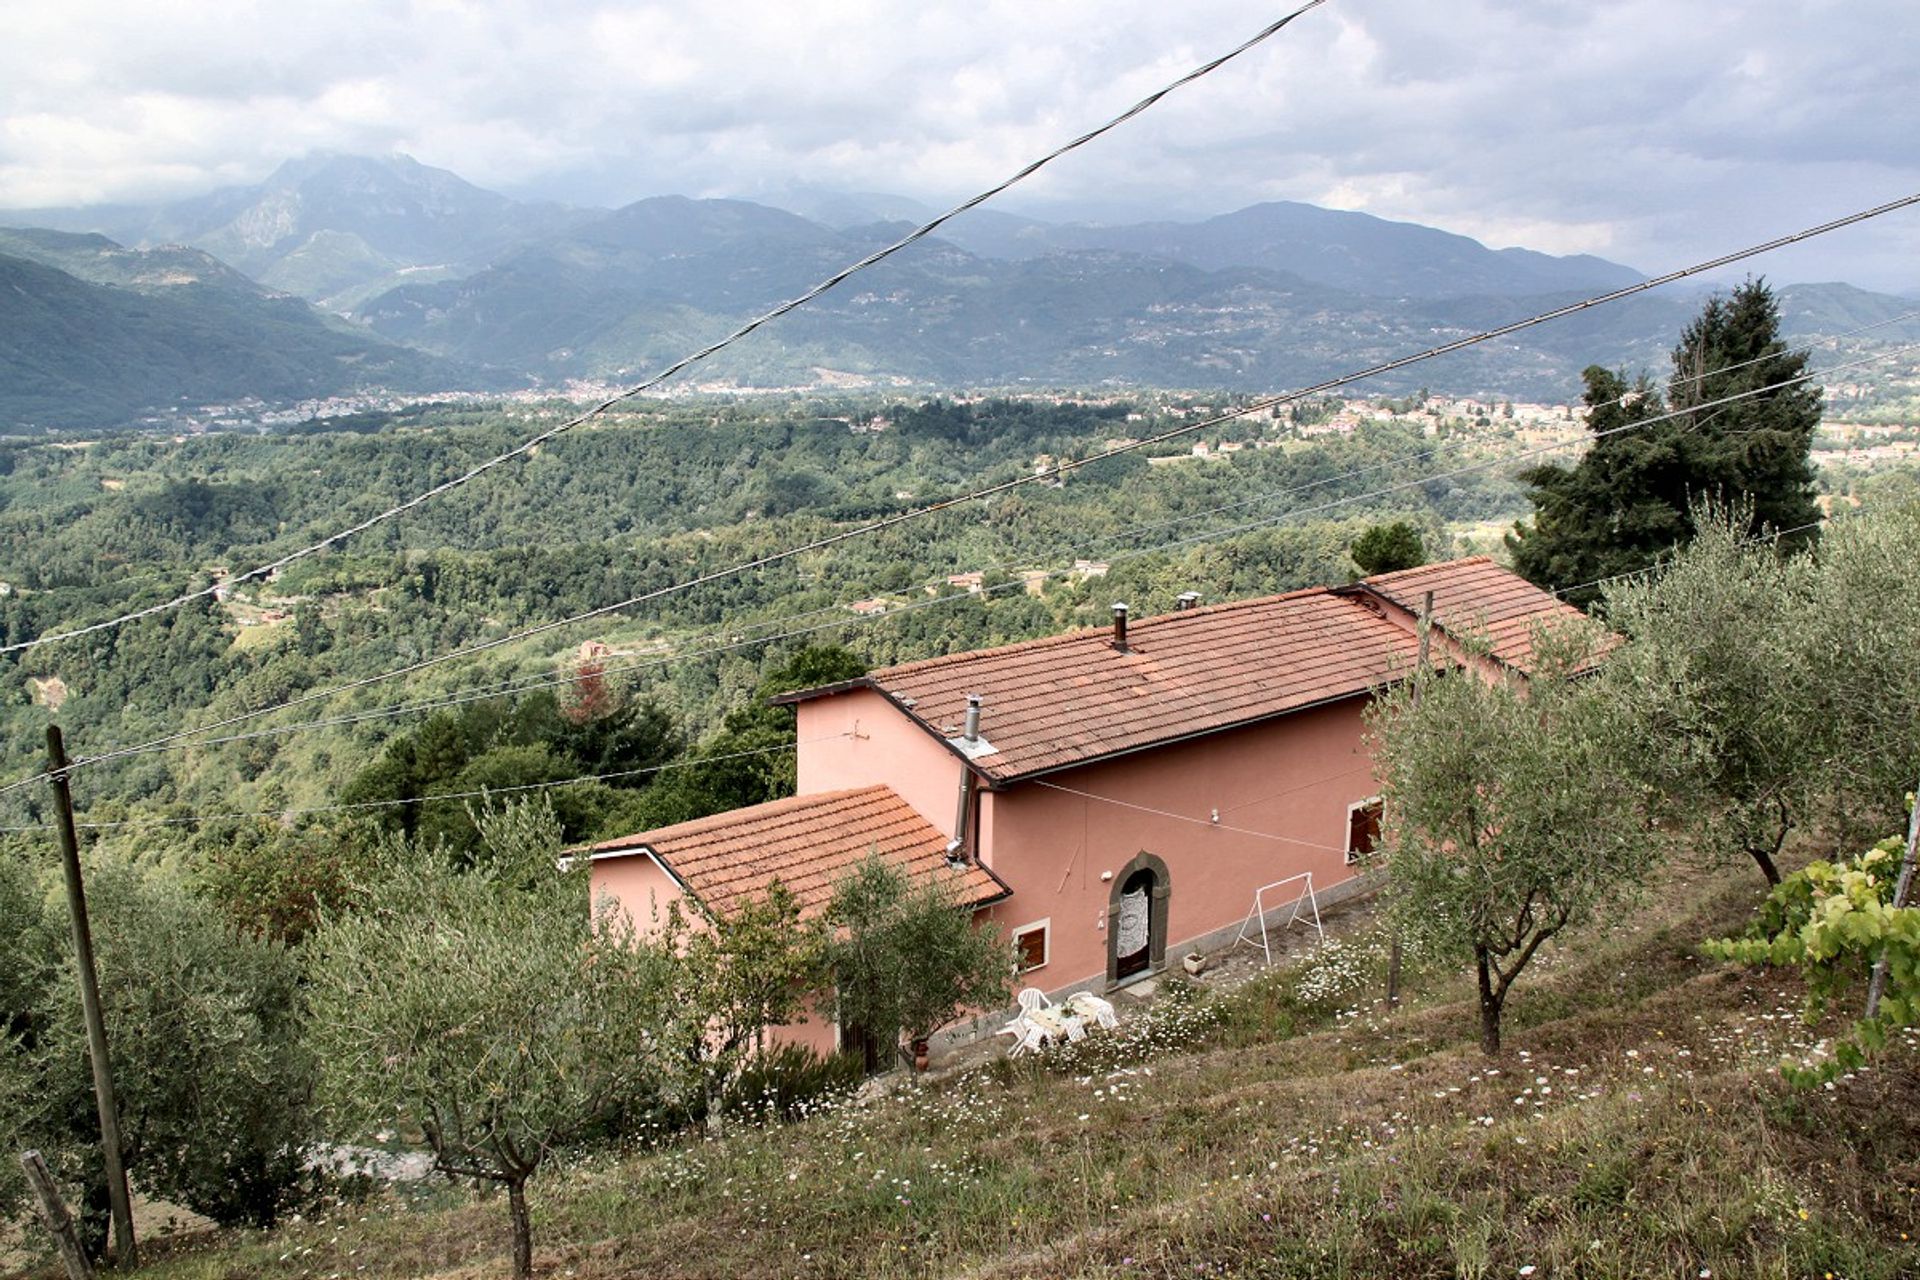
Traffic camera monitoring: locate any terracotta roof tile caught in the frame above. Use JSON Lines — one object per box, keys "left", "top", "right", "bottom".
{"left": 1357, "top": 556, "right": 1591, "bottom": 673}
{"left": 860, "top": 586, "right": 1421, "bottom": 783}
{"left": 801, "top": 557, "right": 1582, "bottom": 783}
{"left": 591, "top": 785, "right": 1005, "bottom": 920}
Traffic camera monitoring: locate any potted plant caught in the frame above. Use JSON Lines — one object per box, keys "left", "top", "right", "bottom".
{"left": 1182, "top": 951, "right": 1208, "bottom": 976}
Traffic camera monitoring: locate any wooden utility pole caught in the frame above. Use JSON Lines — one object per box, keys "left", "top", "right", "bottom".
{"left": 46, "top": 726, "right": 137, "bottom": 1270}
{"left": 1386, "top": 589, "right": 1436, "bottom": 1012}
{"left": 20, "top": 1149, "right": 96, "bottom": 1280}
{"left": 1865, "top": 780, "right": 1920, "bottom": 1020}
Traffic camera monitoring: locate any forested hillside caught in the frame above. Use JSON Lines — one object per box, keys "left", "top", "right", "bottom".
{"left": 0, "top": 397, "right": 1531, "bottom": 839}
{"left": 0, "top": 238, "right": 468, "bottom": 430}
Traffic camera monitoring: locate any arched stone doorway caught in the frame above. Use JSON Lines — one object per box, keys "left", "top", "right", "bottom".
{"left": 1107, "top": 850, "right": 1170, "bottom": 985}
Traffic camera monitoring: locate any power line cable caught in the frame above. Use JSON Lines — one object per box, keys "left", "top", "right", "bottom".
{"left": 0, "top": 733, "right": 847, "bottom": 834}
{"left": 56, "top": 341, "right": 1911, "bottom": 773}
{"left": 11, "top": 326, "right": 1904, "bottom": 794}
{"left": 1122, "top": 344, "right": 1916, "bottom": 563}
{"left": 0, "top": 0, "right": 1331, "bottom": 661}
{"left": 35, "top": 301, "right": 1920, "bottom": 747}
{"left": 1031, "top": 779, "right": 1346, "bottom": 852}
{"left": 11, "top": 200, "right": 1918, "bottom": 795}
{"left": 1546, "top": 518, "right": 1829, "bottom": 601}
{"left": 4, "top": 350, "right": 1902, "bottom": 841}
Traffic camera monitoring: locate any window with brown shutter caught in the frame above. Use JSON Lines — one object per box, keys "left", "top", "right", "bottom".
{"left": 1012, "top": 920, "right": 1049, "bottom": 973}
{"left": 1346, "top": 798, "right": 1383, "bottom": 864}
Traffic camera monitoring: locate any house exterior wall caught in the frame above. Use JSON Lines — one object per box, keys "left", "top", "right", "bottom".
{"left": 589, "top": 852, "right": 840, "bottom": 1057}
{"left": 608, "top": 688, "right": 1381, "bottom": 1062}
{"left": 976, "top": 697, "right": 1376, "bottom": 994}
{"left": 771, "top": 996, "right": 840, "bottom": 1057}
{"left": 592, "top": 852, "right": 687, "bottom": 937}
{"left": 796, "top": 687, "right": 968, "bottom": 838}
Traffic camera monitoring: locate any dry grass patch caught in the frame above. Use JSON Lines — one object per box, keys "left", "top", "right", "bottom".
{"left": 68, "top": 858, "right": 1919, "bottom": 1280}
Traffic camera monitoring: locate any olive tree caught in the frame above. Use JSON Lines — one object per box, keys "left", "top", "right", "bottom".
{"left": 822, "top": 854, "right": 1011, "bottom": 1069}
{"left": 0, "top": 843, "right": 50, "bottom": 1225}
{"left": 44, "top": 863, "right": 316, "bottom": 1236}
{"left": 1369, "top": 626, "right": 1651, "bottom": 1053}
{"left": 1798, "top": 501, "right": 1920, "bottom": 844}
{"left": 0, "top": 851, "right": 316, "bottom": 1258}
{"left": 654, "top": 884, "right": 826, "bottom": 1128}
{"left": 1599, "top": 508, "right": 1822, "bottom": 885}
{"left": 307, "top": 802, "right": 676, "bottom": 1279}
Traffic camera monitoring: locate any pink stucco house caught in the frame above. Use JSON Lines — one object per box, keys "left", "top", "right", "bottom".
{"left": 588, "top": 556, "right": 1583, "bottom": 1057}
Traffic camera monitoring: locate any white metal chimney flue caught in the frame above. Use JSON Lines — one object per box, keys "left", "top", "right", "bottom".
{"left": 963, "top": 692, "right": 982, "bottom": 744}
{"left": 1111, "top": 602, "right": 1130, "bottom": 650}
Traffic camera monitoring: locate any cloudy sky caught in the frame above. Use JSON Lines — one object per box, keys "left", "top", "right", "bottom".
{"left": 3, "top": 0, "right": 1916, "bottom": 289}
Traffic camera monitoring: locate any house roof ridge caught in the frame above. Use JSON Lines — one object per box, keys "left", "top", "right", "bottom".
{"left": 775, "top": 557, "right": 1577, "bottom": 784}
{"left": 590, "top": 783, "right": 892, "bottom": 852}
{"left": 865, "top": 581, "right": 1352, "bottom": 686}
{"left": 1360, "top": 553, "right": 1496, "bottom": 588}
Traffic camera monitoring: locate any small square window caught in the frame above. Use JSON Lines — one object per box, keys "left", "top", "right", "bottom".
{"left": 1012, "top": 919, "right": 1049, "bottom": 973}
{"left": 1346, "top": 797, "right": 1383, "bottom": 865}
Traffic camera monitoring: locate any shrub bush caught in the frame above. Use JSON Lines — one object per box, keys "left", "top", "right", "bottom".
{"left": 725, "top": 1044, "right": 866, "bottom": 1122}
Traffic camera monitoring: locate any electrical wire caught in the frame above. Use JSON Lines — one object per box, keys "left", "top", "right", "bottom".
{"left": 0, "top": 733, "right": 847, "bottom": 834}
{"left": 1102, "top": 307, "right": 1920, "bottom": 550}
{"left": 0, "top": 0, "right": 1331, "bottom": 661}
{"left": 10, "top": 358, "right": 1901, "bottom": 824}
{"left": 10, "top": 339, "right": 1910, "bottom": 787}
{"left": 24, "top": 192, "right": 1915, "bottom": 795}
{"left": 1105, "top": 344, "right": 1917, "bottom": 564}
{"left": 1030, "top": 779, "right": 1347, "bottom": 853}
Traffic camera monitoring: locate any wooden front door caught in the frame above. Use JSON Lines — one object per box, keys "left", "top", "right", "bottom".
{"left": 1114, "top": 867, "right": 1155, "bottom": 979}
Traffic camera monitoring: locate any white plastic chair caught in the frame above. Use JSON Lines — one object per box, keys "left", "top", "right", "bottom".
{"left": 1066, "top": 991, "right": 1118, "bottom": 1030}
{"left": 998, "top": 988, "right": 1059, "bottom": 1057}
{"left": 998, "top": 1013, "right": 1050, "bottom": 1057}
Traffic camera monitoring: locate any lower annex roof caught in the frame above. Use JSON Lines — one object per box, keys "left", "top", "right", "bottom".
{"left": 590, "top": 784, "right": 1007, "bottom": 920}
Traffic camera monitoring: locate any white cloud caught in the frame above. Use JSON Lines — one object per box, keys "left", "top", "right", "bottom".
{"left": 0, "top": 0, "right": 1914, "bottom": 287}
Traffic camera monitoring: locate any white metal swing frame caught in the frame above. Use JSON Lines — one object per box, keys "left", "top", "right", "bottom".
{"left": 1231, "top": 872, "right": 1324, "bottom": 966}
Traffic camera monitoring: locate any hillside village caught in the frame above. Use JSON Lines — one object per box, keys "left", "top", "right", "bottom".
{"left": 4, "top": 4, "right": 1920, "bottom": 1278}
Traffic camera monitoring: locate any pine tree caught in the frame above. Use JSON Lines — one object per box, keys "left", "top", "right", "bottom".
{"left": 1509, "top": 280, "right": 1820, "bottom": 605}
{"left": 1664, "top": 279, "right": 1822, "bottom": 536}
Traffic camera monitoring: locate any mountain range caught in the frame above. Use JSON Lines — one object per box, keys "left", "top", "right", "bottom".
{"left": 0, "top": 226, "right": 472, "bottom": 430}
{"left": 5, "top": 153, "right": 1916, "bottom": 430}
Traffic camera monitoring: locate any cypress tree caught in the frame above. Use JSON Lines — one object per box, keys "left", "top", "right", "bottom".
{"left": 1509, "top": 279, "right": 1820, "bottom": 606}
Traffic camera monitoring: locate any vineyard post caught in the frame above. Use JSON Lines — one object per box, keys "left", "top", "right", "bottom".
{"left": 1864, "top": 780, "right": 1920, "bottom": 1020}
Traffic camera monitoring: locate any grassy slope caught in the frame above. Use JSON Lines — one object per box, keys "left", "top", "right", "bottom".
{"left": 116, "top": 862, "right": 1920, "bottom": 1280}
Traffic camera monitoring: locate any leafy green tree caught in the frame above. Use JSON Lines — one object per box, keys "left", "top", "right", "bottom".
{"left": 0, "top": 842, "right": 53, "bottom": 1045}
{"left": 0, "top": 844, "right": 53, "bottom": 1223}
{"left": 656, "top": 885, "right": 826, "bottom": 1130}
{"left": 1369, "top": 626, "right": 1650, "bottom": 1053}
{"left": 1349, "top": 521, "right": 1426, "bottom": 577}
{"left": 193, "top": 819, "right": 379, "bottom": 946}
{"left": 19, "top": 862, "right": 315, "bottom": 1252}
{"left": 306, "top": 802, "right": 676, "bottom": 1280}
{"left": 822, "top": 854, "right": 1011, "bottom": 1069}
{"left": 1510, "top": 281, "right": 1820, "bottom": 605}
{"left": 1599, "top": 509, "right": 1820, "bottom": 885}
{"left": 1797, "top": 502, "right": 1920, "bottom": 844}
{"left": 1508, "top": 367, "right": 1676, "bottom": 604}
{"left": 340, "top": 685, "right": 681, "bottom": 853}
